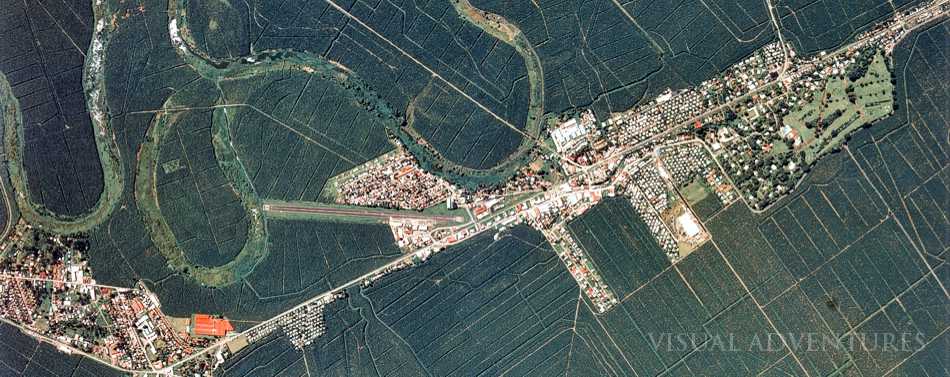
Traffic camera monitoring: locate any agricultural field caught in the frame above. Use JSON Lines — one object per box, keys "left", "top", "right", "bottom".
{"left": 179, "top": 0, "right": 251, "bottom": 59}
{"left": 83, "top": 0, "right": 207, "bottom": 287}
{"left": 850, "top": 20, "right": 949, "bottom": 264}
{"left": 680, "top": 178, "right": 725, "bottom": 220}
{"left": 707, "top": 131, "right": 946, "bottom": 377}
{"left": 119, "top": 218, "right": 402, "bottom": 323}
{"left": 72, "top": 0, "right": 408, "bottom": 323}
{"left": 238, "top": 220, "right": 402, "bottom": 307}
{"left": 184, "top": 0, "right": 534, "bottom": 174}
{"left": 218, "top": 68, "right": 395, "bottom": 203}
{"left": 358, "top": 226, "right": 583, "bottom": 376}
{"left": 221, "top": 124, "right": 947, "bottom": 376}
{"left": 623, "top": 0, "right": 776, "bottom": 85}
{"left": 0, "top": 322, "right": 124, "bottom": 376}
{"left": 156, "top": 108, "right": 250, "bottom": 268}
{"left": 218, "top": 332, "right": 308, "bottom": 377}
{"left": 778, "top": 0, "right": 927, "bottom": 53}
{"left": 222, "top": 226, "right": 622, "bottom": 376}
{"left": 2, "top": 0, "right": 943, "bottom": 374}
{"left": 472, "top": 0, "right": 774, "bottom": 117}
{"left": 472, "top": 0, "right": 666, "bottom": 115}
{"left": 0, "top": 0, "right": 104, "bottom": 217}
{"left": 566, "top": 197, "right": 670, "bottom": 298}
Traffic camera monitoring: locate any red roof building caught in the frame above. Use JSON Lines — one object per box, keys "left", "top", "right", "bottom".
{"left": 192, "top": 314, "right": 234, "bottom": 337}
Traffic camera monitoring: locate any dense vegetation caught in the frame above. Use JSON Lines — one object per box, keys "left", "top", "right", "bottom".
{"left": 223, "top": 22, "right": 950, "bottom": 374}
{"left": 471, "top": 0, "right": 775, "bottom": 118}
{"left": 778, "top": 0, "right": 928, "bottom": 53}
{"left": 156, "top": 108, "right": 250, "bottom": 268}
{"left": 218, "top": 67, "right": 395, "bottom": 202}
{"left": 0, "top": 0, "right": 103, "bottom": 217}
{"left": 567, "top": 197, "right": 670, "bottom": 297}
{"left": 0, "top": 322, "right": 124, "bottom": 376}
{"left": 79, "top": 0, "right": 405, "bottom": 322}
{"left": 183, "top": 0, "right": 534, "bottom": 178}
{"left": 0, "top": 0, "right": 944, "bottom": 374}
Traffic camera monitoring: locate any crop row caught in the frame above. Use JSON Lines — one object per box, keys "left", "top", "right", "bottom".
{"left": 566, "top": 197, "right": 670, "bottom": 298}
{"left": 186, "top": 0, "right": 533, "bottom": 171}
{"left": 0, "top": 0, "right": 103, "bottom": 216}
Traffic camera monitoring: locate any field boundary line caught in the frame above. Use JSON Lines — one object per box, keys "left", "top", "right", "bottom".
{"left": 320, "top": 0, "right": 525, "bottom": 137}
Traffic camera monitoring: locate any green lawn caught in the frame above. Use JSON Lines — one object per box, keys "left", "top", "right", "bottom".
{"left": 781, "top": 50, "right": 893, "bottom": 163}
{"left": 680, "top": 178, "right": 711, "bottom": 205}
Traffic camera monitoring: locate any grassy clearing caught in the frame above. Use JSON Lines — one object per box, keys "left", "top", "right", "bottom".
{"left": 783, "top": 51, "right": 894, "bottom": 163}
{"left": 680, "top": 179, "right": 711, "bottom": 205}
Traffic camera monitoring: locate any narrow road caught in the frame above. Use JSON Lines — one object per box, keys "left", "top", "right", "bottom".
{"left": 0, "top": 274, "right": 133, "bottom": 292}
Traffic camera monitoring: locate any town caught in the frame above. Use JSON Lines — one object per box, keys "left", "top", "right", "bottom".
{"left": 280, "top": 0, "right": 940, "bottom": 318}
{"left": 0, "top": 220, "right": 239, "bottom": 374}
{"left": 0, "top": 1, "right": 945, "bottom": 376}
{"left": 186, "top": 5, "right": 948, "bottom": 371}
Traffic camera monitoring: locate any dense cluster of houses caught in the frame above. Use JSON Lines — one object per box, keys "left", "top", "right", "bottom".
{"left": 336, "top": 150, "right": 455, "bottom": 210}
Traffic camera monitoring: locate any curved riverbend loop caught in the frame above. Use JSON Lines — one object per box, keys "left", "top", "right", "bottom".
{"left": 133, "top": 0, "right": 403, "bottom": 287}
{"left": 3, "top": 0, "right": 124, "bottom": 234}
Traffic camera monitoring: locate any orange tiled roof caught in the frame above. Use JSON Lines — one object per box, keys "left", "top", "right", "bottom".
{"left": 193, "top": 314, "right": 234, "bottom": 337}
